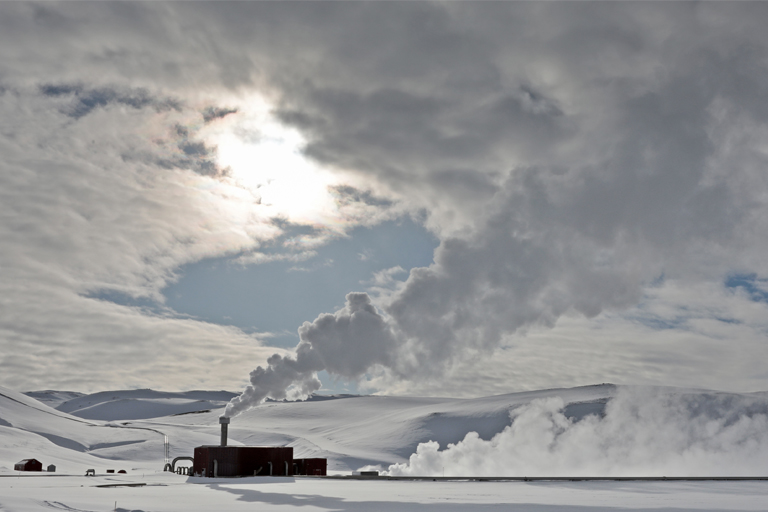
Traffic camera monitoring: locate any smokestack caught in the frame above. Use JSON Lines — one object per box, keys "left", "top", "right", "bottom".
{"left": 219, "top": 416, "right": 229, "bottom": 447}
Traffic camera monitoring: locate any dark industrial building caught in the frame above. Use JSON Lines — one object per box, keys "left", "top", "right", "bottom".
{"left": 192, "top": 417, "right": 290, "bottom": 477}
{"left": 192, "top": 417, "right": 327, "bottom": 478}
{"left": 193, "top": 446, "right": 294, "bottom": 477}
{"left": 15, "top": 459, "right": 42, "bottom": 472}
{"left": 293, "top": 458, "right": 327, "bottom": 476}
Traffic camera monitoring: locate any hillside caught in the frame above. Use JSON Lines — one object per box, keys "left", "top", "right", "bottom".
{"left": 2, "top": 384, "right": 620, "bottom": 474}
{"left": 52, "top": 389, "right": 238, "bottom": 421}
{"left": 0, "top": 385, "right": 162, "bottom": 474}
{"left": 4, "top": 383, "right": 768, "bottom": 477}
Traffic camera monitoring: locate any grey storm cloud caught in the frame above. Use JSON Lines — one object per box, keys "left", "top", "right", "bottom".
{"left": 1, "top": 2, "right": 768, "bottom": 396}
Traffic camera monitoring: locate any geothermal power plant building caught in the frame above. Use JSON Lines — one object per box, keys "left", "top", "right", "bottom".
{"left": 293, "top": 458, "right": 327, "bottom": 476}
{"left": 192, "top": 417, "right": 326, "bottom": 477}
{"left": 193, "top": 446, "right": 295, "bottom": 477}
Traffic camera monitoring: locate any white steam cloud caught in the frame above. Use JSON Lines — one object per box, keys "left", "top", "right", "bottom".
{"left": 219, "top": 2, "right": 768, "bottom": 418}
{"left": 224, "top": 292, "right": 396, "bottom": 417}
{"left": 386, "top": 388, "right": 768, "bottom": 477}
{"left": 224, "top": 172, "right": 647, "bottom": 418}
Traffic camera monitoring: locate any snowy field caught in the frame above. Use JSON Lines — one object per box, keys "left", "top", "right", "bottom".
{"left": 3, "top": 383, "right": 768, "bottom": 511}
{"left": 3, "top": 473, "right": 768, "bottom": 512}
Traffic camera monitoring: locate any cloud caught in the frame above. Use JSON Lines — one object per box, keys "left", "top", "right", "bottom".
{"left": 39, "top": 83, "right": 181, "bottom": 119}
{"left": 268, "top": 2, "right": 768, "bottom": 392}
{"left": 0, "top": 84, "right": 322, "bottom": 391}
{"left": 369, "top": 278, "right": 768, "bottom": 398}
{"left": 201, "top": 2, "right": 768, "bottom": 412}
{"left": 202, "top": 106, "right": 238, "bottom": 124}
{"left": 2, "top": 2, "right": 768, "bottom": 396}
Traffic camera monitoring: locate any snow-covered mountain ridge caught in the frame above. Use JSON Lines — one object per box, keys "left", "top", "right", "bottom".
{"left": 5, "top": 383, "right": 768, "bottom": 477}
{"left": 4, "top": 383, "right": 618, "bottom": 474}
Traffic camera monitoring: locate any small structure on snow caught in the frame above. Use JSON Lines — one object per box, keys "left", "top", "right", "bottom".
{"left": 15, "top": 459, "right": 42, "bottom": 472}
{"left": 47, "top": 464, "right": 56, "bottom": 472}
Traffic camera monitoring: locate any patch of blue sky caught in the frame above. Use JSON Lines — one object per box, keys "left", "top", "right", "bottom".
{"left": 630, "top": 314, "right": 689, "bottom": 331}
{"left": 162, "top": 217, "right": 438, "bottom": 346}
{"left": 85, "top": 218, "right": 436, "bottom": 395}
{"left": 714, "top": 317, "right": 743, "bottom": 325}
{"left": 624, "top": 293, "right": 689, "bottom": 331}
{"left": 84, "top": 289, "right": 163, "bottom": 313}
{"left": 649, "top": 272, "right": 666, "bottom": 287}
{"left": 316, "top": 370, "right": 363, "bottom": 396}
{"left": 725, "top": 273, "right": 768, "bottom": 303}
{"left": 623, "top": 275, "right": 763, "bottom": 331}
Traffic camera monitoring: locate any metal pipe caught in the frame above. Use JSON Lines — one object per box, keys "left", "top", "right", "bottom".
{"left": 219, "top": 417, "right": 230, "bottom": 447}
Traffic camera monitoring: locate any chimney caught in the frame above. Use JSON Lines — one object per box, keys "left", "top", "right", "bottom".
{"left": 219, "top": 417, "right": 230, "bottom": 447}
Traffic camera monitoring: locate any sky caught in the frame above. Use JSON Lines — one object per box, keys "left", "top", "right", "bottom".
{"left": 1, "top": 2, "right": 768, "bottom": 399}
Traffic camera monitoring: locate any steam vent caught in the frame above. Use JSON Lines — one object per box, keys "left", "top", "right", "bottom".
{"left": 192, "top": 417, "right": 326, "bottom": 477}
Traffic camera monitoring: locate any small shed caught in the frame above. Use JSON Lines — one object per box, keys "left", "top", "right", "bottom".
{"left": 47, "top": 464, "right": 56, "bottom": 472}
{"left": 15, "top": 459, "right": 43, "bottom": 472}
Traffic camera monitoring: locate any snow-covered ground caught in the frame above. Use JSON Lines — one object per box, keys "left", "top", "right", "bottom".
{"left": 3, "top": 383, "right": 768, "bottom": 511}
{"left": 3, "top": 473, "right": 768, "bottom": 512}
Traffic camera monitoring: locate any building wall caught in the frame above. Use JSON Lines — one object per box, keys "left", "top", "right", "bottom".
{"left": 193, "top": 447, "right": 209, "bottom": 476}
{"left": 193, "top": 446, "right": 294, "bottom": 477}
{"left": 14, "top": 459, "right": 42, "bottom": 471}
{"left": 293, "top": 458, "right": 327, "bottom": 476}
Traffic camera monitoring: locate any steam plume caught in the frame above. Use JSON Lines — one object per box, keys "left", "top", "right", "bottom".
{"left": 225, "top": 172, "right": 645, "bottom": 418}
{"left": 224, "top": 292, "right": 396, "bottom": 417}
{"left": 386, "top": 388, "right": 768, "bottom": 477}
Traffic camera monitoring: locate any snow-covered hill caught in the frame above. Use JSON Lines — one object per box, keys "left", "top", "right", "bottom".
{"left": 52, "top": 389, "right": 237, "bottom": 421}
{"left": 5, "top": 383, "right": 768, "bottom": 477}
{"left": 23, "top": 390, "right": 85, "bottom": 408}
{"left": 0, "top": 385, "right": 163, "bottom": 475}
{"left": 2, "top": 384, "right": 618, "bottom": 475}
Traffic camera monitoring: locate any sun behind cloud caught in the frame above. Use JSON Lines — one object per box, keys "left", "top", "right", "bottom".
{"left": 201, "top": 96, "right": 352, "bottom": 236}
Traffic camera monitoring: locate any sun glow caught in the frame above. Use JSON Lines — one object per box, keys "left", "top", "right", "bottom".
{"left": 202, "top": 97, "right": 346, "bottom": 233}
